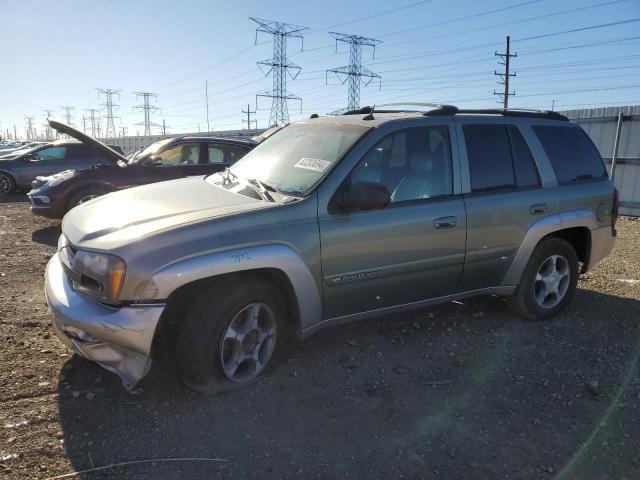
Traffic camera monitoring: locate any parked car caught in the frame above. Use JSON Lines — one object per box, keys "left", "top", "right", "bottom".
{"left": 45, "top": 105, "right": 617, "bottom": 393}
{"left": 27, "top": 120, "right": 255, "bottom": 218}
{"left": 0, "top": 136, "right": 124, "bottom": 196}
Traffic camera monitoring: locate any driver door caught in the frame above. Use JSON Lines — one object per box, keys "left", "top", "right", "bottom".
{"left": 140, "top": 142, "right": 203, "bottom": 184}
{"left": 318, "top": 123, "right": 467, "bottom": 318}
{"left": 15, "top": 145, "right": 69, "bottom": 185}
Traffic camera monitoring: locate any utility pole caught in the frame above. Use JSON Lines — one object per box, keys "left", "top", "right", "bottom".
{"left": 13, "top": 124, "right": 17, "bottom": 140}
{"left": 82, "top": 115, "right": 87, "bottom": 133}
{"left": 205, "top": 81, "right": 210, "bottom": 133}
{"left": 85, "top": 108, "right": 99, "bottom": 137}
{"left": 60, "top": 106, "right": 74, "bottom": 126}
{"left": 493, "top": 35, "right": 517, "bottom": 109}
{"left": 42, "top": 109, "right": 55, "bottom": 140}
{"left": 24, "top": 115, "right": 35, "bottom": 140}
{"left": 120, "top": 126, "right": 127, "bottom": 137}
{"left": 327, "top": 32, "right": 381, "bottom": 111}
{"left": 133, "top": 92, "right": 160, "bottom": 137}
{"left": 97, "top": 88, "right": 120, "bottom": 139}
{"left": 251, "top": 17, "right": 307, "bottom": 126}
{"left": 242, "top": 104, "right": 257, "bottom": 131}
{"left": 162, "top": 119, "right": 167, "bottom": 135}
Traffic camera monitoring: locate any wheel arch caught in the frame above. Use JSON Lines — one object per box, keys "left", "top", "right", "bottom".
{"left": 502, "top": 209, "right": 597, "bottom": 286}
{"left": 0, "top": 169, "right": 17, "bottom": 191}
{"left": 65, "top": 181, "right": 116, "bottom": 210}
{"left": 145, "top": 244, "right": 321, "bottom": 358}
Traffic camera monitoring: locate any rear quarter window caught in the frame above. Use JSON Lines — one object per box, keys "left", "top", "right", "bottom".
{"left": 532, "top": 125, "right": 606, "bottom": 183}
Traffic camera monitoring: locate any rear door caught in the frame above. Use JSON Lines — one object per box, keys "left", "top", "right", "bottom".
{"left": 190, "top": 142, "right": 249, "bottom": 176}
{"left": 456, "top": 118, "right": 557, "bottom": 291}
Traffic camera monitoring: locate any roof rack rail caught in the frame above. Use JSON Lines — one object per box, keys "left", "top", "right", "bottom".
{"left": 343, "top": 102, "right": 458, "bottom": 119}
{"left": 425, "top": 107, "right": 569, "bottom": 121}
{"left": 343, "top": 103, "right": 569, "bottom": 121}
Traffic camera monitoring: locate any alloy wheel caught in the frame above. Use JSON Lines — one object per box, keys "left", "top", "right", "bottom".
{"left": 534, "top": 254, "right": 571, "bottom": 308}
{"left": 219, "top": 302, "right": 277, "bottom": 382}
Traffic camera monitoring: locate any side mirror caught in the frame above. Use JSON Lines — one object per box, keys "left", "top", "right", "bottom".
{"left": 22, "top": 152, "right": 36, "bottom": 161}
{"left": 337, "top": 181, "right": 390, "bottom": 212}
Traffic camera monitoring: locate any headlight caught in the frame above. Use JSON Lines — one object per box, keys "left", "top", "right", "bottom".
{"left": 45, "top": 170, "right": 76, "bottom": 187}
{"left": 72, "top": 251, "right": 126, "bottom": 304}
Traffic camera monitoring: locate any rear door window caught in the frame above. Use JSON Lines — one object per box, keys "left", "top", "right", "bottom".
{"left": 464, "top": 125, "right": 514, "bottom": 191}
{"left": 532, "top": 125, "right": 606, "bottom": 183}
{"left": 507, "top": 126, "right": 539, "bottom": 187}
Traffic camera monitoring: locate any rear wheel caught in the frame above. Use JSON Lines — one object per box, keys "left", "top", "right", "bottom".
{"left": 0, "top": 173, "right": 15, "bottom": 197}
{"left": 509, "top": 237, "right": 579, "bottom": 321}
{"left": 176, "top": 277, "right": 288, "bottom": 395}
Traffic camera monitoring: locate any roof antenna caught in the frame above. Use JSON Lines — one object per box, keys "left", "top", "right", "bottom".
{"left": 363, "top": 104, "right": 375, "bottom": 120}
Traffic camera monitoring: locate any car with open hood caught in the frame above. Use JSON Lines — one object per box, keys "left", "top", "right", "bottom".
{"left": 44, "top": 104, "right": 617, "bottom": 393}
{"left": 27, "top": 120, "right": 256, "bottom": 218}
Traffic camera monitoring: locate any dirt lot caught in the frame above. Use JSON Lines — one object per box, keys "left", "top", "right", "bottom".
{"left": 0, "top": 194, "right": 639, "bottom": 479}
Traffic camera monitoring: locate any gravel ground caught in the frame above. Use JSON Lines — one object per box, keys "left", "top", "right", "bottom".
{"left": 0, "top": 194, "right": 639, "bottom": 479}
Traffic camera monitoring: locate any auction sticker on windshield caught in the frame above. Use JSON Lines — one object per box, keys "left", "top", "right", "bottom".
{"left": 294, "top": 157, "right": 332, "bottom": 173}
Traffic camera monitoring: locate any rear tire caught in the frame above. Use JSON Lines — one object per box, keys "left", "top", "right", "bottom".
{"left": 176, "top": 277, "right": 288, "bottom": 395}
{"left": 509, "top": 237, "right": 579, "bottom": 321}
{"left": 67, "top": 187, "right": 109, "bottom": 212}
{"left": 0, "top": 173, "right": 15, "bottom": 197}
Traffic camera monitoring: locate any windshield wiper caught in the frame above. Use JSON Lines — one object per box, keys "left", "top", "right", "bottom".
{"left": 245, "top": 178, "right": 275, "bottom": 202}
{"left": 207, "top": 166, "right": 238, "bottom": 183}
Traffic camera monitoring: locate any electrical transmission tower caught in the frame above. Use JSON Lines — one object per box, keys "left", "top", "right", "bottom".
{"left": 60, "top": 106, "right": 74, "bottom": 126}
{"left": 42, "top": 109, "right": 54, "bottom": 140}
{"left": 24, "top": 115, "right": 35, "bottom": 140}
{"left": 242, "top": 104, "right": 257, "bottom": 131}
{"left": 494, "top": 35, "right": 517, "bottom": 109}
{"left": 97, "top": 88, "right": 120, "bottom": 139}
{"left": 250, "top": 17, "right": 308, "bottom": 127}
{"left": 327, "top": 32, "right": 381, "bottom": 111}
{"left": 133, "top": 92, "right": 160, "bottom": 137}
{"left": 85, "top": 109, "right": 99, "bottom": 137}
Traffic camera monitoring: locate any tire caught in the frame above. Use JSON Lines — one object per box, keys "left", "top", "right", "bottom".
{"left": 176, "top": 277, "right": 288, "bottom": 395}
{"left": 67, "top": 187, "right": 108, "bottom": 212}
{"left": 509, "top": 237, "right": 579, "bottom": 321}
{"left": 0, "top": 172, "right": 15, "bottom": 197}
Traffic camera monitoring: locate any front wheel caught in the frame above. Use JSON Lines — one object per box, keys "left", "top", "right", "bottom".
{"left": 67, "top": 187, "right": 108, "bottom": 212}
{"left": 509, "top": 237, "right": 579, "bottom": 321}
{"left": 176, "top": 278, "right": 288, "bottom": 395}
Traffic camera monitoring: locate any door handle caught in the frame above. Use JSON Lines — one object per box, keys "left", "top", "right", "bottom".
{"left": 434, "top": 216, "right": 457, "bottom": 229}
{"left": 529, "top": 203, "right": 548, "bottom": 215}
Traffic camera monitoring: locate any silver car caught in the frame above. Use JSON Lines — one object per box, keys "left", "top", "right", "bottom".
{"left": 45, "top": 105, "right": 617, "bottom": 393}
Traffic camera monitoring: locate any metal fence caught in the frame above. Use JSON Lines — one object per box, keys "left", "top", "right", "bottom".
{"left": 561, "top": 105, "right": 640, "bottom": 217}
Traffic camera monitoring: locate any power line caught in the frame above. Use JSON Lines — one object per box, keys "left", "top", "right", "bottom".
{"left": 494, "top": 36, "right": 517, "bottom": 108}
{"left": 251, "top": 17, "right": 308, "bottom": 126}
{"left": 326, "top": 32, "right": 382, "bottom": 111}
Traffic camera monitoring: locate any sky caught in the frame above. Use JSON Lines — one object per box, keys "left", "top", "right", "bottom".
{"left": 1, "top": 0, "right": 639, "bottom": 138}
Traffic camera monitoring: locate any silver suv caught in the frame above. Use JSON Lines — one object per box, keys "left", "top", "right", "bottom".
{"left": 45, "top": 105, "right": 618, "bottom": 393}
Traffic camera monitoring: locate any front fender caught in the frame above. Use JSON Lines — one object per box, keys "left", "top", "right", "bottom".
{"left": 141, "top": 244, "right": 322, "bottom": 331}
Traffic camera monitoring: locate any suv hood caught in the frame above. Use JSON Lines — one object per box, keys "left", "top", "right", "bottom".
{"left": 62, "top": 176, "right": 268, "bottom": 248}
{"left": 49, "top": 119, "right": 127, "bottom": 163}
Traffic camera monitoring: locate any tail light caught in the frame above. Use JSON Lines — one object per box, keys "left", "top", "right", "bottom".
{"left": 612, "top": 187, "right": 619, "bottom": 236}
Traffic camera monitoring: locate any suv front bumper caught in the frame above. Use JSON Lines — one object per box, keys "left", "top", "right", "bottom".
{"left": 45, "top": 252, "right": 165, "bottom": 389}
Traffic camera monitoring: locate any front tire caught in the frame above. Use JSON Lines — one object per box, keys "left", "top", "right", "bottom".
{"left": 509, "top": 237, "right": 579, "bottom": 321}
{"left": 176, "top": 277, "right": 288, "bottom": 395}
{"left": 67, "top": 187, "right": 108, "bottom": 212}
{"left": 0, "top": 173, "right": 15, "bottom": 197}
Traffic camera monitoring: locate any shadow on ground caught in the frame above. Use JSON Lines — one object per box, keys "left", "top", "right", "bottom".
{"left": 56, "top": 289, "right": 640, "bottom": 479}
{"left": 0, "top": 193, "right": 27, "bottom": 204}
{"left": 32, "top": 225, "right": 62, "bottom": 247}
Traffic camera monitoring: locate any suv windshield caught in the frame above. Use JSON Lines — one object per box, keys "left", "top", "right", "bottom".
{"left": 218, "top": 122, "right": 368, "bottom": 196}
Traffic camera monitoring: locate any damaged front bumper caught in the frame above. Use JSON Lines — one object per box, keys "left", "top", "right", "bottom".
{"left": 45, "top": 252, "right": 165, "bottom": 389}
